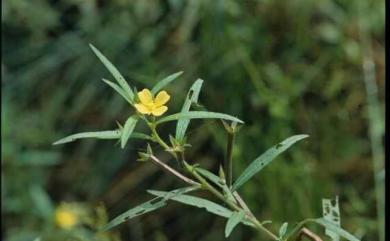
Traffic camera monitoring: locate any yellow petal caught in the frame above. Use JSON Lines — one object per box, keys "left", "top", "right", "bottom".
{"left": 134, "top": 104, "right": 152, "bottom": 114}
{"left": 154, "top": 91, "right": 170, "bottom": 107}
{"left": 151, "top": 106, "right": 168, "bottom": 116}
{"left": 138, "top": 89, "right": 153, "bottom": 105}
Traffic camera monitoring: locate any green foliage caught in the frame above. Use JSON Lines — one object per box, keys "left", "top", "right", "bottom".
{"left": 103, "top": 186, "right": 198, "bottom": 231}
{"left": 233, "top": 135, "right": 309, "bottom": 191}
{"left": 2, "top": 0, "right": 384, "bottom": 240}
{"left": 225, "top": 211, "right": 246, "bottom": 237}
{"left": 157, "top": 111, "right": 244, "bottom": 125}
{"left": 120, "top": 116, "right": 138, "bottom": 149}
{"left": 89, "top": 44, "right": 134, "bottom": 102}
{"left": 175, "top": 79, "right": 204, "bottom": 141}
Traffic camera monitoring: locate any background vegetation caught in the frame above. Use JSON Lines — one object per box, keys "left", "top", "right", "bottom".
{"left": 2, "top": 0, "right": 384, "bottom": 240}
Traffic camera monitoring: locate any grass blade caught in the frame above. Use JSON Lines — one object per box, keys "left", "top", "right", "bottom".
{"left": 121, "top": 116, "right": 138, "bottom": 149}
{"left": 232, "top": 134, "right": 309, "bottom": 191}
{"left": 151, "top": 71, "right": 184, "bottom": 95}
{"left": 157, "top": 111, "right": 244, "bottom": 125}
{"left": 225, "top": 211, "right": 245, "bottom": 237}
{"left": 175, "top": 79, "right": 203, "bottom": 141}
{"left": 89, "top": 44, "right": 134, "bottom": 101}
{"left": 102, "top": 78, "right": 132, "bottom": 105}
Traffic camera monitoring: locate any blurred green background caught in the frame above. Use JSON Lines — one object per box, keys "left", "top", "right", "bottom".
{"left": 1, "top": 0, "right": 385, "bottom": 240}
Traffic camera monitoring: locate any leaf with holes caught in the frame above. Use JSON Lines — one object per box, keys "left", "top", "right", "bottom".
{"left": 89, "top": 44, "right": 134, "bottom": 101}
{"left": 151, "top": 71, "right": 183, "bottom": 95}
{"left": 176, "top": 79, "right": 203, "bottom": 141}
{"left": 314, "top": 218, "right": 360, "bottom": 241}
{"left": 103, "top": 186, "right": 198, "bottom": 231}
{"left": 148, "top": 190, "right": 254, "bottom": 227}
{"left": 225, "top": 211, "right": 246, "bottom": 237}
{"left": 322, "top": 196, "right": 341, "bottom": 241}
{"left": 232, "top": 134, "right": 309, "bottom": 191}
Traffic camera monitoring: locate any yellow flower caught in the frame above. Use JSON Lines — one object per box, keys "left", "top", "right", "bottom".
{"left": 134, "top": 89, "right": 170, "bottom": 116}
{"left": 54, "top": 204, "right": 78, "bottom": 229}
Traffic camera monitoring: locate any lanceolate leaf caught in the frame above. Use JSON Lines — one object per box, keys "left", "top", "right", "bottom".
{"left": 176, "top": 79, "right": 203, "bottom": 141}
{"left": 149, "top": 190, "right": 254, "bottom": 227}
{"left": 103, "top": 186, "right": 198, "bottom": 231}
{"left": 148, "top": 190, "right": 232, "bottom": 218}
{"left": 314, "top": 218, "right": 360, "bottom": 241}
{"left": 157, "top": 111, "right": 244, "bottom": 125}
{"left": 121, "top": 116, "right": 139, "bottom": 149}
{"left": 89, "top": 44, "right": 134, "bottom": 101}
{"left": 225, "top": 211, "right": 246, "bottom": 237}
{"left": 195, "top": 167, "right": 236, "bottom": 203}
{"left": 102, "top": 78, "right": 132, "bottom": 104}
{"left": 151, "top": 71, "right": 184, "bottom": 95}
{"left": 232, "top": 134, "right": 309, "bottom": 191}
{"left": 195, "top": 167, "right": 224, "bottom": 188}
{"left": 278, "top": 222, "right": 289, "bottom": 239}
{"left": 53, "top": 130, "right": 150, "bottom": 145}
{"left": 53, "top": 130, "right": 121, "bottom": 145}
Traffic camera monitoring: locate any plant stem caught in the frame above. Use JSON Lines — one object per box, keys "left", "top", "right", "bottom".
{"left": 184, "top": 162, "right": 279, "bottom": 240}
{"left": 225, "top": 130, "right": 235, "bottom": 187}
{"left": 149, "top": 155, "right": 200, "bottom": 186}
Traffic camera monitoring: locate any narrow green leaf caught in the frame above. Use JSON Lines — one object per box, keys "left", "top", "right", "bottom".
{"left": 53, "top": 130, "right": 150, "bottom": 145}
{"left": 103, "top": 186, "right": 197, "bottom": 231}
{"left": 232, "top": 134, "right": 309, "bottom": 191}
{"left": 53, "top": 130, "right": 121, "bottom": 145}
{"left": 322, "top": 196, "right": 341, "bottom": 241}
{"left": 278, "top": 222, "right": 288, "bottom": 238}
{"left": 175, "top": 79, "right": 203, "bottom": 141}
{"left": 157, "top": 111, "right": 244, "bottom": 125}
{"left": 148, "top": 190, "right": 255, "bottom": 227}
{"left": 195, "top": 167, "right": 236, "bottom": 203}
{"left": 195, "top": 167, "right": 224, "bottom": 188}
{"left": 102, "top": 78, "right": 132, "bottom": 104}
{"left": 121, "top": 116, "right": 138, "bottom": 149}
{"left": 148, "top": 190, "right": 232, "bottom": 218}
{"left": 151, "top": 71, "right": 184, "bottom": 95}
{"left": 314, "top": 218, "right": 360, "bottom": 241}
{"left": 89, "top": 44, "right": 134, "bottom": 101}
{"left": 225, "top": 211, "right": 245, "bottom": 237}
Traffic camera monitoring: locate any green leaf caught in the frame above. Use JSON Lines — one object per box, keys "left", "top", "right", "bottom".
{"left": 53, "top": 130, "right": 150, "bottom": 145}
{"left": 278, "top": 222, "right": 288, "bottom": 239}
{"left": 195, "top": 167, "right": 224, "bottom": 188}
{"left": 175, "top": 79, "right": 203, "bottom": 141}
{"left": 89, "top": 44, "right": 134, "bottom": 101}
{"left": 314, "top": 218, "right": 360, "bottom": 241}
{"left": 195, "top": 167, "right": 236, "bottom": 203}
{"left": 148, "top": 190, "right": 232, "bottom": 218}
{"left": 102, "top": 78, "right": 132, "bottom": 104}
{"left": 53, "top": 130, "right": 121, "bottom": 145}
{"left": 232, "top": 134, "right": 309, "bottom": 191}
{"left": 322, "top": 196, "right": 341, "bottom": 241}
{"left": 121, "top": 116, "right": 138, "bottom": 149}
{"left": 225, "top": 211, "right": 245, "bottom": 237}
{"left": 151, "top": 71, "right": 184, "bottom": 95}
{"left": 157, "top": 111, "right": 244, "bottom": 125}
{"left": 103, "top": 186, "right": 198, "bottom": 231}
